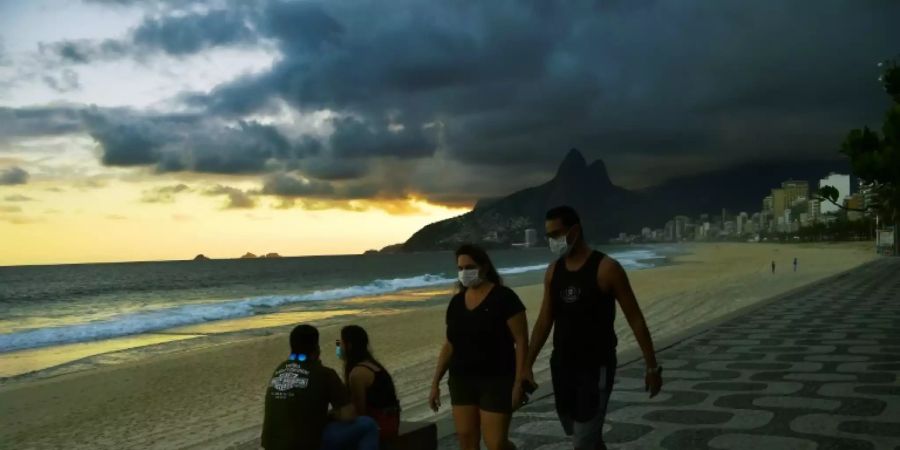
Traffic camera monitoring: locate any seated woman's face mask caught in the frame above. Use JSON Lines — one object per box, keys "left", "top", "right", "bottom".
{"left": 458, "top": 268, "right": 481, "bottom": 287}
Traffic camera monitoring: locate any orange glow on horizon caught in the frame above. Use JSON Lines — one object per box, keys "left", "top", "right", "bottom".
{"left": 0, "top": 179, "right": 471, "bottom": 267}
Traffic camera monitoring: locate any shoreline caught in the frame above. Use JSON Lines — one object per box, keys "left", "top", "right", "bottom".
{"left": 0, "top": 246, "right": 673, "bottom": 382}
{"left": 0, "top": 242, "right": 879, "bottom": 450}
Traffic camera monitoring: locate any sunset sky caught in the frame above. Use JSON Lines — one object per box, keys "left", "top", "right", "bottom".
{"left": 1, "top": 0, "right": 898, "bottom": 266}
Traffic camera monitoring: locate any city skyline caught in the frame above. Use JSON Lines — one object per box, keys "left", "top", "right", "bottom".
{"left": 619, "top": 171, "right": 879, "bottom": 244}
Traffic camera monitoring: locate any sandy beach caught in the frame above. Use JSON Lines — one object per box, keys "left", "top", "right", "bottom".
{"left": 0, "top": 242, "right": 878, "bottom": 450}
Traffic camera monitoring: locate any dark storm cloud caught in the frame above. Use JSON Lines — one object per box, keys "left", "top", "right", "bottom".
{"left": 130, "top": 9, "right": 257, "bottom": 55}
{"left": 140, "top": 183, "right": 192, "bottom": 203}
{"left": 328, "top": 117, "right": 436, "bottom": 159}
{"left": 0, "top": 166, "right": 29, "bottom": 185}
{"left": 0, "top": 104, "right": 320, "bottom": 177}
{"left": 299, "top": 156, "right": 369, "bottom": 181}
{"left": 203, "top": 184, "right": 256, "bottom": 209}
{"left": 258, "top": 170, "right": 418, "bottom": 202}
{"left": 260, "top": 173, "right": 335, "bottom": 197}
{"left": 80, "top": 109, "right": 308, "bottom": 174}
{"left": 20, "top": 0, "right": 900, "bottom": 203}
{"left": 84, "top": 0, "right": 204, "bottom": 5}
{"left": 0, "top": 106, "right": 84, "bottom": 140}
{"left": 43, "top": 69, "right": 81, "bottom": 93}
{"left": 40, "top": 39, "right": 128, "bottom": 64}
{"left": 42, "top": 8, "right": 256, "bottom": 64}
{"left": 188, "top": 0, "right": 899, "bottom": 175}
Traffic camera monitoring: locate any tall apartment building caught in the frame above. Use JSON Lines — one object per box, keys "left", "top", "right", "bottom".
{"left": 782, "top": 180, "right": 809, "bottom": 210}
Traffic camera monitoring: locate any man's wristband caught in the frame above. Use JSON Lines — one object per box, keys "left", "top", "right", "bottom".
{"left": 646, "top": 365, "right": 663, "bottom": 375}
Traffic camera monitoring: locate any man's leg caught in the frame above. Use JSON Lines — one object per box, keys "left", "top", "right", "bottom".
{"left": 571, "top": 364, "right": 615, "bottom": 450}
{"left": 550, "top": 359, "right": 576, "bottom": 439}
{"left": 320, "top": 416, "right": 380, "bottom": 450}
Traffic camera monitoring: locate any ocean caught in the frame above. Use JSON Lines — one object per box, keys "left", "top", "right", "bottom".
{"left": 0, "top": 246, "right": 670, "bottom": 378}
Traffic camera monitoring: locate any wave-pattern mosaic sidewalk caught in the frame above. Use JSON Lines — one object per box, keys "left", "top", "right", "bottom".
{"left": 439, "top": 258, "right": 900, "bottom": 450}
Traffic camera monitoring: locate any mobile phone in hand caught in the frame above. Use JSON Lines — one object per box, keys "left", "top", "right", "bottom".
{"left": 520, "top": 379, "right": 538, "bottom": 405}
{"left": 522, "top": 380, "right": 537, "bottom": 394}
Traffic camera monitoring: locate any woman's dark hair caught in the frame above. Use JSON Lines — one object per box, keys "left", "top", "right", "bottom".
{"left": 455, "top": 244, "right": 503, "bottom": 290}
{"left": 340, "top": 325, "right": 384, "bottom": 383}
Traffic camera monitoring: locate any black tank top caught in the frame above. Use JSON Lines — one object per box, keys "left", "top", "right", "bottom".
{"left": 356, "top": 363, "right": 400, "bottom": 413}
{"left": 550, "top": 250, "right": 617, "bottom": 368}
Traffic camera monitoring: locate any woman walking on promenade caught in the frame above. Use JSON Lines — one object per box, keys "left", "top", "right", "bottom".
{"left": 430, "top": 244, "right": 529, "bottom": 450}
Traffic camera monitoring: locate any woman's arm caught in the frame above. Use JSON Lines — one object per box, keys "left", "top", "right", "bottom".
{"left": 429, "top": 340, "right": 453, "bottom": 411}
{"left": 432, "top": 340, "right": 453, "bottom": 386}
{"left": 347, "top": 366, "right": 374, "bottom": 415}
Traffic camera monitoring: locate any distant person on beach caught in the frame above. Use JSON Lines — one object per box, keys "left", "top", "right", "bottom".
{"left": 772, "top": 260, "right": 776, "bottom": 274}
{"left": 261, "top": 324, "right": 379, "bottom": 450}
{"left": 338, "top": 325, "right": 402, "bottom": 441}
{"left": 793, "top": 257, "right": 798, "bottom": 272}
{"left": 525, "top": 206, "right": 663, "bottom": 450}
{"left": 430, "top": 244, "right": 530, "bottom": 450}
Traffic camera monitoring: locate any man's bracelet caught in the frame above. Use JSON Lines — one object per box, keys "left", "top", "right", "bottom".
{"left": 646, "top": 365, "right": 663, "bottom": 375}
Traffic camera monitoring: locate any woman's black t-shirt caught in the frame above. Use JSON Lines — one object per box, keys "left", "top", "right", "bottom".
{"left": 446, "top": 284, "right": 525, "bottom": 377}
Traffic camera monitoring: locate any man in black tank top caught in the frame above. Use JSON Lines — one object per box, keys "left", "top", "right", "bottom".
{"left": 524, "top": 206, "right": 663, "bottom": 450}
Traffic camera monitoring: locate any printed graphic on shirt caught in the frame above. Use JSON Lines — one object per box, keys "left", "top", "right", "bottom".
{"left": 561, "top": 286, "right": 582, "bottom": 303}
{"left": 269, "top": 364, "right": 310, "bottom": 398}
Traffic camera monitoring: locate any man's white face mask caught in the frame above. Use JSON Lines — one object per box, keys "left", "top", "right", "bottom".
{"left": 548, "top": 236, "right": 568, "bottom": 256}
{"left": 548, "top": 228, "right": 572, "bottom": 257}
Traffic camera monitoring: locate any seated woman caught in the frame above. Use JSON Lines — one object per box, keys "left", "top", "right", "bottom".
{"left": 338, "top": 325, "right": 402, "bottom": 441}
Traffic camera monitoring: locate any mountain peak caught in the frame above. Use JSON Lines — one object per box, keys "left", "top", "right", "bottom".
{"left": 555, "top": 148, "right": 588, "bottom": 178}
{"left": 588, "top": 159, "right": 613, "bottom": 188}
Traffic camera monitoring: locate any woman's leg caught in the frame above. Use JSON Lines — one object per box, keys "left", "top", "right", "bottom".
{"left": 476, "top": 374, "right": 516, "bottom": 450}
{"left": 452, "top": 405, "right": 481, "bottom": 450}
{"left": 479, "top": 409, "right": 513, "bottom": 450}
{"left": 449, "top": 374, "right": 481, "bottom": 450}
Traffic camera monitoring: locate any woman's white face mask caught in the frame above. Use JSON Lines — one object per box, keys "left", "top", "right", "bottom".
{"left": 458, "top": 268, "right": 482, "bottom": 287}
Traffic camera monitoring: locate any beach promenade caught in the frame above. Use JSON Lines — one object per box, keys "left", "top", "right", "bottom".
{"left": 437, "top": 257, "right": 900, "bottom": 450}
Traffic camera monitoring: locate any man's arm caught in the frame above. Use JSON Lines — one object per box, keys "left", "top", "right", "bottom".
{"left": 508, "top": 310, "right": 529, "bottom": 408}
{"left": 526, "top": 263, "right": 555, "bottom": 369}
{"left": 508, "top": 311, "right": 529, "bottom": 378}
{"left": 326, "top": 370, "right": 357, "bottom": 421}
{"left": 601, "top": 258, "right": 662, "bottom": 397}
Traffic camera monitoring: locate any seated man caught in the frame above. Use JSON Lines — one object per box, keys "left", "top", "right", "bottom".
{"left": 262, "top": 324, "right": 379, "bottom": 450}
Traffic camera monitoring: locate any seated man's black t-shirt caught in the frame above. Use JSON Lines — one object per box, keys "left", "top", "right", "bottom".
{"left": 446, "top": 284, "right": 526, "bottom": 377}
{"left": 261, "top": 359, "right": 349, "bottom": 450}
